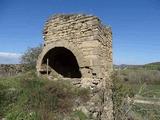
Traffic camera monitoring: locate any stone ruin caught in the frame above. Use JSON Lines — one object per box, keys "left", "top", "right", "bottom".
{"left": 36, "top": 14, "right": 113, "bottom": 120}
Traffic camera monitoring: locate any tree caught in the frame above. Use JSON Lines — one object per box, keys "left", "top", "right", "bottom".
{"left": 21, "top": 44, "right": 43, "bottom": 70}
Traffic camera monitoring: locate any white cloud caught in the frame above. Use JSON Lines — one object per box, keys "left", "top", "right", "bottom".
{"left": 0, "top": 52, "right": 22, "bottom": 57}
{"left": 0, "top": 52, "right": 22, "bottom": 64}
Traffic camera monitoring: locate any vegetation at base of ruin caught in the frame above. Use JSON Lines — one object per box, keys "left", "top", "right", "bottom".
{"left": 113, "top": 68, "right": 160, "bottom": 120}
{"left": 0, "top": 71, "right": 90, "bottom": 120}
{"left": 1, "top": 68, "right": 160, "bottom": 120}
{"left": 21, "top": 44, "right": 43, "bottom": 71}
{"left": 112, "top": 71, "right": 134, "bottom": 120}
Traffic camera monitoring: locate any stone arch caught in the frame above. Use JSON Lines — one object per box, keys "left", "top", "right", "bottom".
{"left": 36, "top": 41, "right": 87, "bottom": 77}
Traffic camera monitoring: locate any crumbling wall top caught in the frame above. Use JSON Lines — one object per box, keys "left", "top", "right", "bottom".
{"left": 43, "top": 14, "right": 111, "bottom": 45}
{"left": 48, "top": 14, "right": 99, "bottom": 22}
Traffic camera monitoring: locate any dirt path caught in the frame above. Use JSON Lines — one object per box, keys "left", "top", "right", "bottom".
{"left": 134, "top": 99, "right": 160, "bottom": 105}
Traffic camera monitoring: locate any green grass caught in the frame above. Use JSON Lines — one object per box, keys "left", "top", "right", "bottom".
{"left": 141, "top": 84, "right": 160, "bottom": 98}
{"left": 0, "top": 71, "right": 90, "bottom": 120}
{"left": 127, "top": 84, "right": 160, "bottom": 98}
{"left": 1, "top": 69, "right": 160, "bottom": 120}
{"left": 132, "top": 103, "right": 160, "bottom": 120}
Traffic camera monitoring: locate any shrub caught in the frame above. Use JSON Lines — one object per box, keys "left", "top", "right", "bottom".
{"left": 21, "top": 44, "right": 42, "bottom": 70}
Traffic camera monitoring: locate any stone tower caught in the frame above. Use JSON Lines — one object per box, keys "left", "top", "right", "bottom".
{"left": 37, "top": 14, "right": 113, "bottom": 120}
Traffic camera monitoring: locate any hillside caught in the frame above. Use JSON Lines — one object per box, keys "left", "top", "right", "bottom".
{"left": 114, "top": 62, "right": 160, "bottom": 70}
{"left": 143, "top": 62, "right": 160, "bottom": 70}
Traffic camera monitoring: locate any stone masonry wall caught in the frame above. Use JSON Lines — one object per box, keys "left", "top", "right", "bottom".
{"left": 40, "top": 14, "right": 112, "bottom": 78}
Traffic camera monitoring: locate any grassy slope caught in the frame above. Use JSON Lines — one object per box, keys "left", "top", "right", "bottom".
{"left": 1, "top": 66, "right": 160, "bottom": 120}
{"left": 0, "top": 71, "right": 89, "bottom": 120}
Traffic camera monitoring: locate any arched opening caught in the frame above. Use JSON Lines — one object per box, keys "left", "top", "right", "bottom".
{"left": 41, "top": 47, "right": 82, "bottom": 78}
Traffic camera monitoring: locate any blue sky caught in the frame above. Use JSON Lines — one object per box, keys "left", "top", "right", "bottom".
{"left": 0, "top": 0, "right": 160, "bottom": 64}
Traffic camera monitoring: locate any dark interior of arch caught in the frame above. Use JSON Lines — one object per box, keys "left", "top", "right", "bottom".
{"left": 42, "top": 47, "right": 82, "bottom": 78}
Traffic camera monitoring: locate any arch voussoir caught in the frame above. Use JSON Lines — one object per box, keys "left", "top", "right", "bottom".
{"left": 36, "top": 41, "right": 86, "bottom": 73}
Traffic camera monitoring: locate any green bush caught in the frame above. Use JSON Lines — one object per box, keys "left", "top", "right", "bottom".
{"left": 21, "top": 44, "right": 42, "bottom": 70}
